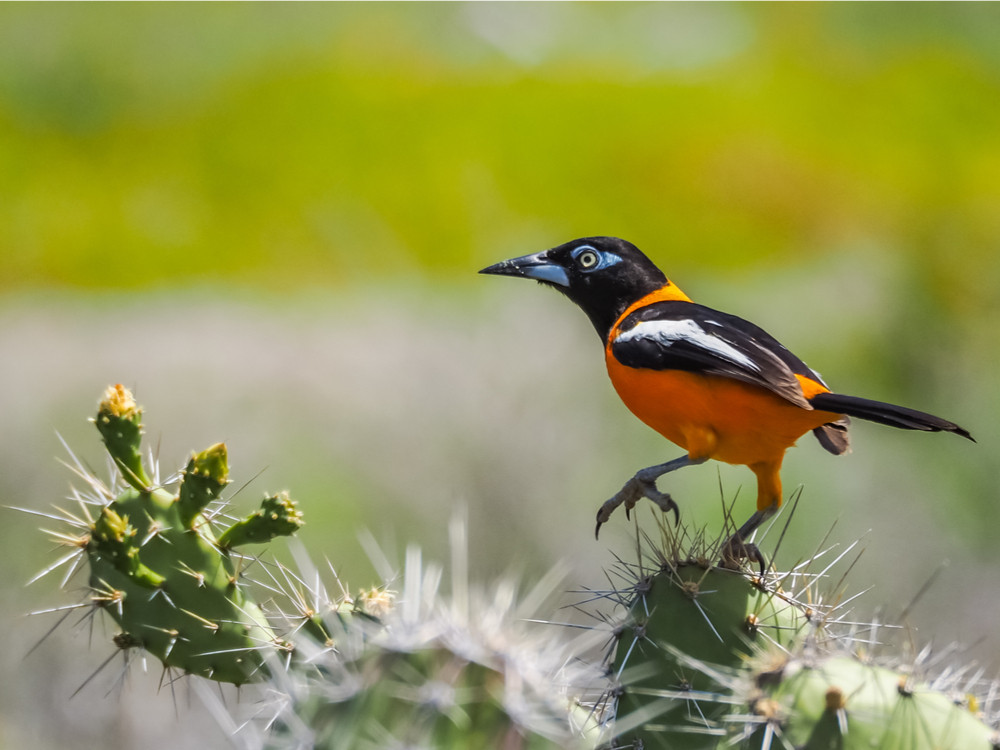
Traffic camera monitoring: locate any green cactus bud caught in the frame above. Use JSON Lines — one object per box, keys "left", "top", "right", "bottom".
{"left": 177, "top": 443, "right": 230, "bottom": 529}
{"left": 89, "top": 505, "right": 166, "bottom": 588}
{"left": 93, "top": 384, "right": 152, "bottom": 490}
{"left": 218, "top": 492, "right": 303, "bottom": 549}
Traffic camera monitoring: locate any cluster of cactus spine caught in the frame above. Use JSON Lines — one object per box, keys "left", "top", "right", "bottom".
{"left": 40, "top": 386, "right": 608, "bottom": 748}
{"left": 261, "top": 539, "right": 608, "bottom": 750}
{"left": 602, "top": 519, "right": 1000, "bottom": 749}
{"left": 741, "top": 651, "right": 997, "bottom": 748}
{"left": 31, "top": 385, "right": 1000, "bottom": 748}
{"left": 60, "top": 384, "right": 305, "bottom": 684}
{"left": 606, "top": 555, "right": 802, "bottom": 748}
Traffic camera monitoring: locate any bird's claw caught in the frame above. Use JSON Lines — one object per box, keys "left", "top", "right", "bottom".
{"left": 594, "top": 474, "right": 679, "bottom": 539}
{"left": 719, "top": 535, "right": 768, "bottom": 577}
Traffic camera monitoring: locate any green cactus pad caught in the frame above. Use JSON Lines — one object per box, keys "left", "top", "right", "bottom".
{"left": 610, "top": 562, "right": 807, "bottom": 749}
{"left": 744, "top": 654, "right": 997, "bottom": 750}
{"left": 287, "top": 646, "right": 582, "bottom": 749}
{"left": 602, "top": 522, "right": 1000, "bottom": 750}
{"left": 74, "top": 385, "right": 306, "bottom": 685}
{"left": 87, "top": 485, "right": 277, "bottom": 684}
{"left": 265, "top": 546, "right": 607, "bottom": 750}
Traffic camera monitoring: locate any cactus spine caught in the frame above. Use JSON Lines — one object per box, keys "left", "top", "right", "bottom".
{"left": 608, "top": 561, "right": 803, "bottom": 748}
{"left": 31, "top": 386, "right": 1000, "bottom": 748}
{"left": 603, "top": 519, "right": 999, "bottom": 749}
{"left": 264, "top": 544, "right": 607, "bottom": 749}
{"left": 80, "top": 385, "right": 302, "bottom": 684}
{"left": 742, "top": 652, "right": 997, "bottom": 749}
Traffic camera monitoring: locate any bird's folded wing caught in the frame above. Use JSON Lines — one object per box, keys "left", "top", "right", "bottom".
{"left": 610, "top": 301, "right": 820, "bottom": 409}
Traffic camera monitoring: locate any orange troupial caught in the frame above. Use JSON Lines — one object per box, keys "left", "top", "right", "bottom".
{"left": 482, "top": 236, "right": 972, "bottom": 567}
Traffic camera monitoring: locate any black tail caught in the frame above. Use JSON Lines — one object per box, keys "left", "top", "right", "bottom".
{"left": 810, "top": 392, "right": 974, "bottom": 442}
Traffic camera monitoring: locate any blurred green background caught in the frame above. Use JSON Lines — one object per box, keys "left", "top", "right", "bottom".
{"left": 2, "top": 3, "right": 999, "bottom": 748}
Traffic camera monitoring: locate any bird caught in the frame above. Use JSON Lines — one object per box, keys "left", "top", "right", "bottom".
{"left": 480, "top": 236, "right": 973, "bottom": 568}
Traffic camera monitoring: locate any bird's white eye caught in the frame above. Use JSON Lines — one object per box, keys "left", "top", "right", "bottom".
{"left": 570, "top": 243, "right": 621, "bottom": 272}
{"left": 577, "top": 249, "right": 599, "bottom": 269}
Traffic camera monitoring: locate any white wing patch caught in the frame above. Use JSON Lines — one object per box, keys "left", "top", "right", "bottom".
{"left": 616, "top": 319, "right": 761, "bottom": 372}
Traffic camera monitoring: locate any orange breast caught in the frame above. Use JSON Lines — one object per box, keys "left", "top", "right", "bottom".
{"left": 604, "top": 352, "right": 841, "bottom": 467}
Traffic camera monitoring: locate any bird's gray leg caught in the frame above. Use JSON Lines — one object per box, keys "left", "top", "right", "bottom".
{"left": 595, "top": 455, "right": 706, "bottom": 539}
{"left": 719, "top": 503, "right": 778, "bottom": 576}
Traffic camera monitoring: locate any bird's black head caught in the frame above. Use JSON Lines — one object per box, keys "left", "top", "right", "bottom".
{"left": 480, "top": 237, "right": 669, "bottom": 340}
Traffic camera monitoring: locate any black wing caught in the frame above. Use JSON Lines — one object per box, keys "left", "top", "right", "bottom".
{"left": 610, "top": 301, "right": 828, "bottom": 410}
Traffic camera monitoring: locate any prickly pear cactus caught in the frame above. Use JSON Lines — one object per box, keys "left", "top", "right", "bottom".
{"left": 75, "top": 385, "right": 303, "bottom": 684}
{"left": 602, "top": 519, "right": 1000, "bottom": 750}
{"left": 263, "top": 545, "right": 609, "bottom": 750}
{"left": 739, "top": 651, "right": 998, "bottom": 749}
{"left": 607, "top": 551, "right": 805, "bottom": 748}
{"left": 29, "top": 386, "right": 1000, "bottom": 749}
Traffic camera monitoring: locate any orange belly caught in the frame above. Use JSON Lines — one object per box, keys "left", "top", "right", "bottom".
{"left": 605, "top": 354, "right": 840, "bottom": 467}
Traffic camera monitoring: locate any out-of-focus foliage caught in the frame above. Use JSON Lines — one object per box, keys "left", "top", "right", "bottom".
{"left": 1, "top": 3, "right": 999, "bottom": 299}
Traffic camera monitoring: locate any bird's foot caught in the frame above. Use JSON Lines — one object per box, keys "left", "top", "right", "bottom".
{"left": 719, "top": 534, "right": 768, "bottom": 577}
{"left": 595, "top": 469, "right": 679, "bottom": 539}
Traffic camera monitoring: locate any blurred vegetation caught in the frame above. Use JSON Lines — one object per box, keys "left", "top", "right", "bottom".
{"left": 1, "top": 4, "right": 999, "bottom": 749}
{"left": 2, "top": 4, "right": 999, "bottom": 295}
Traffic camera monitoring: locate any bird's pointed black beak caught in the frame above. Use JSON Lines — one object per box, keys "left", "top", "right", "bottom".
{"left": 479, "top": 251, "right": 570, "bottom": 288}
